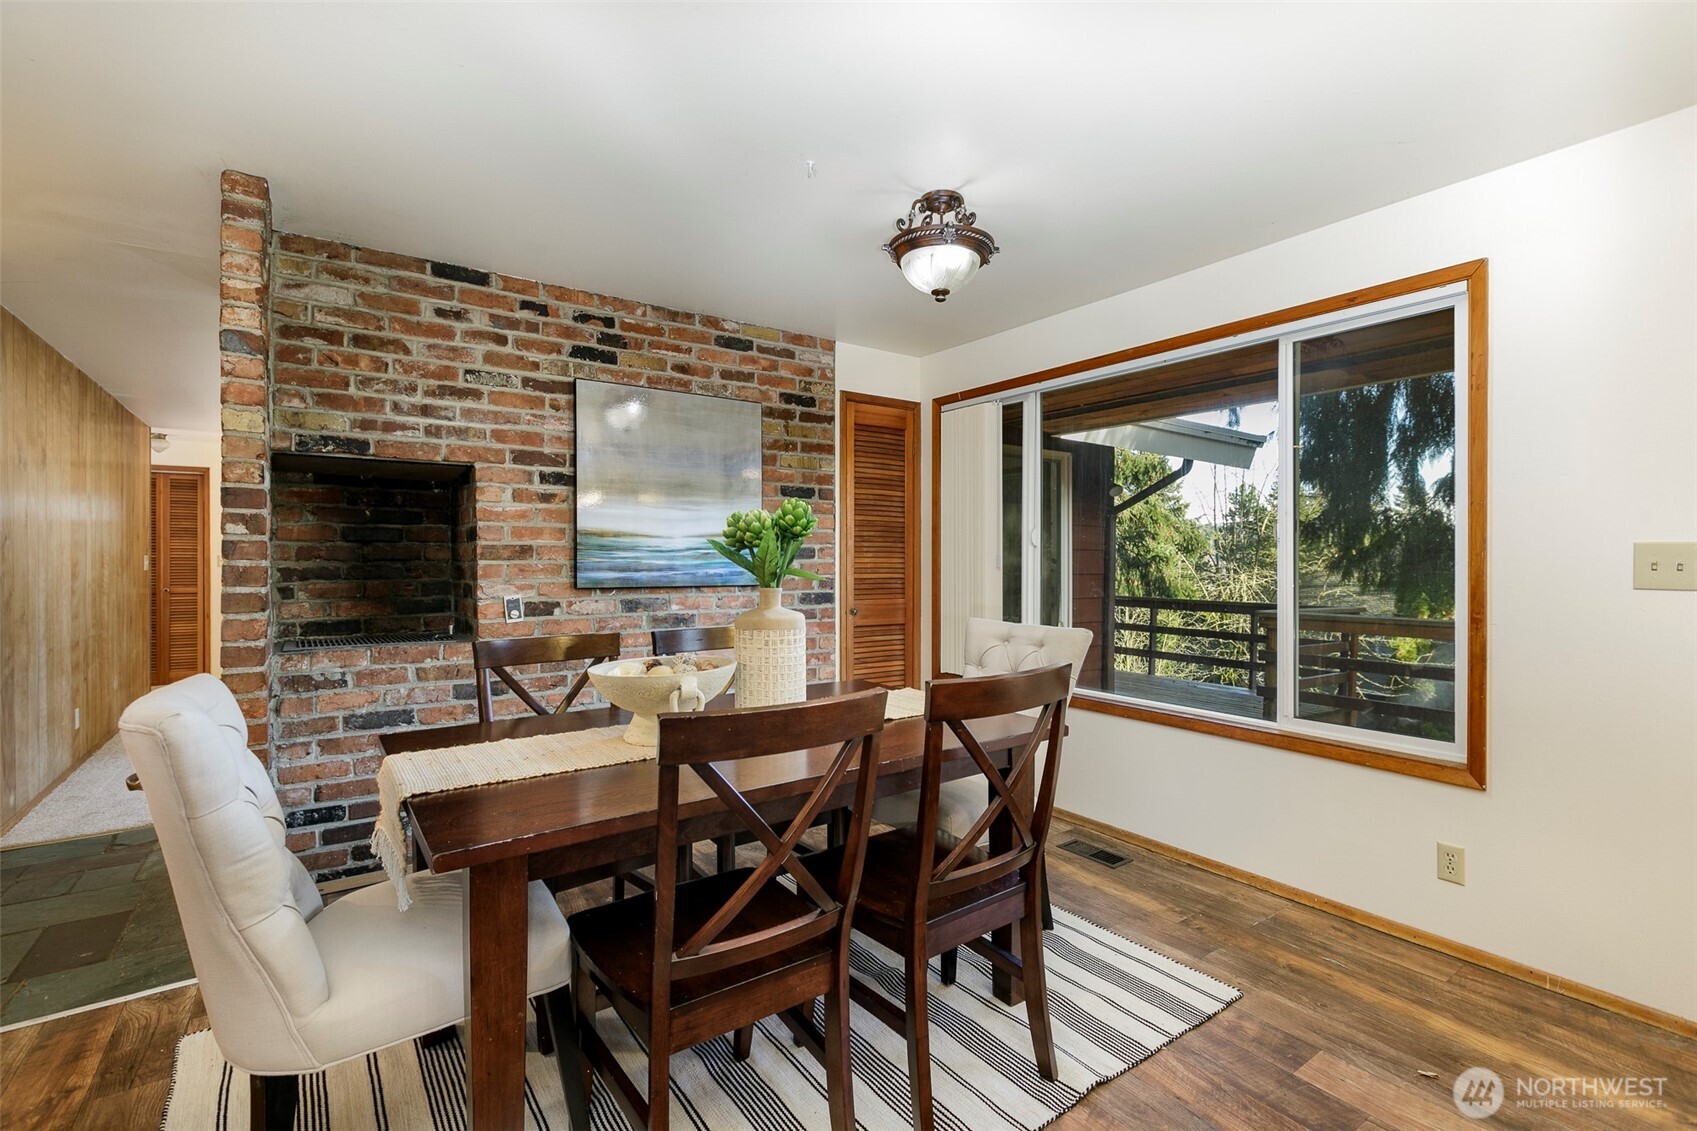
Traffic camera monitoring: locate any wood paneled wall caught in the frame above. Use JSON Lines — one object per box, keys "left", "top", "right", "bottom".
{"left": 1, "top": 308, "right": 151, "bottom": 827}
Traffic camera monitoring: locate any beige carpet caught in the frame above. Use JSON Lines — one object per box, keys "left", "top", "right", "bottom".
{"left": 1, "top": 733, "right": 152, "bottom": 849}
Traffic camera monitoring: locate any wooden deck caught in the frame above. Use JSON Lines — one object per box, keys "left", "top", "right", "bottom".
{"left": 1110, "top": 669, "right": 1267, "bottom": 719}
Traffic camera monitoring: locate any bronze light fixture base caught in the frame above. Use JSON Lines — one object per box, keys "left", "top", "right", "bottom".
{"left": 882, "top": 189, "right": 999, "bottom": 302}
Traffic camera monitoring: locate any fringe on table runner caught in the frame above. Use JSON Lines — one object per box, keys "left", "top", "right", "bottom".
{"left": 371, "top": 725, "right": 647, "bottom": 909}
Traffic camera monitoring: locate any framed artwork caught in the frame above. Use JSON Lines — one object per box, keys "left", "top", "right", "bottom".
{"left": 575, "top": 379, "right": 762, "bottom": 587}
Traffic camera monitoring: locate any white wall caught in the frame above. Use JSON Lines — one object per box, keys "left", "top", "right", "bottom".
{"left": 835, "top": 343, "right": 931, "bottom": 678}
{"left": 922, "top": 108, "right": 1697, "bottom": 1021}
{"left": 149, "top": 430, "right": 223, "bottom": 675}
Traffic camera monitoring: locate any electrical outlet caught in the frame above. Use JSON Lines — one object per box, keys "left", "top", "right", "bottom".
{"left": 1437, "top": 842, "right": 1466, "bottom": 885}
{"left": 1634, "top": 542, "right": 1697, "bottom": 591}
{"left": 503, "top": 596, "right": 524, "bottom": 622}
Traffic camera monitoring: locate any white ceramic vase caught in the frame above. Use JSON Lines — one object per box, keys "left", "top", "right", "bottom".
{"left": 734, "top": 587, "right": 806, "bottom": 706}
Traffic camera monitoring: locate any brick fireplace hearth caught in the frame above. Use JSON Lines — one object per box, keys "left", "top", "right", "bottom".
{"left": 218, "top": 170, "right": 837, "bottom": 878}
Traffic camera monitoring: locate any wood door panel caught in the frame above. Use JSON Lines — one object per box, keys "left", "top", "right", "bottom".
{"left": 150, "top": 468, "right": 209, "bottom": 684}
{"left": 841, "top": 394, "right": 920, "bottom": 688}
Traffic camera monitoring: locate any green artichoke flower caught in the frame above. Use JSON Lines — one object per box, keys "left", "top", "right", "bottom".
{"left": 721, "top": 509, "right": 772, "bottom": 550}
{"left": 774, "top": 497, "right": 818, "bottom": 539}
{"left": 708, "top": 499, "right": 823, "bottom": 587}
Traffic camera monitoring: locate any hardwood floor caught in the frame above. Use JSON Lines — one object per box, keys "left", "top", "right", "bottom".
{"left": 2, "top": 817, "right": 1691, "bottom": 1129}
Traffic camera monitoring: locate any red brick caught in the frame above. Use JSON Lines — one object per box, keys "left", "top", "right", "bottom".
{"left": 355, "top": 248, "right": 430, "bottom": 273}
{"left": 221, "top": 223, "right": 264, "bottom": 252}
{"left": 314, "top": 307, "right": 385, "bottom": 331}
{"left": 393, "top": 276, "right": 456, "bottom": 300}
{"left": 277, "top": 759, "right": 353, "bottom": 783}
{"left": 459, "top": 288, "right": 518, "bottom": 312}
{"left": 316, "top": 778, "right": 378, "bottom": 801}
{"left": 220, "top": 169, "right": 269, "bottom": 197}
{"left": 276, "top": 323, "right": 346, "bottom": 346}
{"left": 389, "top": 317, "right": 458, "bottom": 341}
{"left": 278, "top": 233, "right": 353, "bottom": 260}
{"left": 220, "top": 250, "right": 264, "bottom": 279}
{"left": 480, "top": 351, "right": 540, "bottom": 372}
{"left": 222, "top": 354, "right": 266, "bottom": 379}
{"left": 355, "top": 292, "right": 423, "bottom": 316}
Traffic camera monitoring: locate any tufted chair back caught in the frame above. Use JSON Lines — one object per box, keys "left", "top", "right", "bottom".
{"left": 121, "top": 675, "right": 329, "bottom": 1071}
{"left": 962, "top": 618, "right": 1094, "bottom": 689}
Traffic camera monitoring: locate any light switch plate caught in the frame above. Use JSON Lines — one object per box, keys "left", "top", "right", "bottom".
{"left": 503, "top": 596, "right": 524, "bottom": 621}
{"left": 1633, "top": 542, "right": 1697, "bottom": 591}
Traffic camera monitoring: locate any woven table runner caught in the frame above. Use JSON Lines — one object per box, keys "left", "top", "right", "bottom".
{"left": 373, "top": 690, "right": 930, "bottom": 910}
{"left": 883, "top": 686, "right": 926, "bottom": 721}
{"left": 372, "top": 726, "right": 651, "bottom": 909}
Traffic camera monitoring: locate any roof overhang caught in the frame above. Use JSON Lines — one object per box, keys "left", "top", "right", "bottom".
{"left": 1060, "top": 417, "right": 1268, "bottom": 470}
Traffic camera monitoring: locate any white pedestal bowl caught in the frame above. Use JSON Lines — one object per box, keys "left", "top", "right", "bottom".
{"left": 586, "top": 655, "right": 738, "bottom": 746}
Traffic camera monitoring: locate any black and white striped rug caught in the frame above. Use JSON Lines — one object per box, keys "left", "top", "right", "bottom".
{"left": 163, "top": 908, "right": 1238, "bottom": 1129}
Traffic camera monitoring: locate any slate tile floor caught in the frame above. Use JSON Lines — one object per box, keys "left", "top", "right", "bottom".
{"left": 0, "top": 828, "right": 191, "bottom": 1026}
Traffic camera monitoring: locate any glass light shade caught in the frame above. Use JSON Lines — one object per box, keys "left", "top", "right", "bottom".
{"left": 899, "top": 242, "right": 980, "bottom": 299}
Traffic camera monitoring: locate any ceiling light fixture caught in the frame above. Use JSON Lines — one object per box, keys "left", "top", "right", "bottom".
{"left": 882, "top": 189, "right": 998, "bottom": 303}
{"left": 151, "top": 432, "right": 170, "bottom": 453}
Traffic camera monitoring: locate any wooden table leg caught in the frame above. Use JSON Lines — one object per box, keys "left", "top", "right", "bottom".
{"left": 465, "top": 856, "right": 529, "bottom": 1131}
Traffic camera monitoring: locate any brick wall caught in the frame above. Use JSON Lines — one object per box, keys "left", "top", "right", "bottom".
{"left": 217, "top": 172, "right": 274, "bottom": 753}
{"left": 217, "top": 170, "right": 838, "bottom": 877}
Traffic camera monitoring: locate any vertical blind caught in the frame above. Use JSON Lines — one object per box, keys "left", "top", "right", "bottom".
{"left": 937, "top": 401, "right": 1004, "bottom": 674}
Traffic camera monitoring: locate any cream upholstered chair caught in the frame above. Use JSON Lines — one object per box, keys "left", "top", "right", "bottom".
{"left": 120, "top": 675, "right": 571, "bottom": 1127}
{"left": 873, "top": 617, "right": 1094, "bottom": 839}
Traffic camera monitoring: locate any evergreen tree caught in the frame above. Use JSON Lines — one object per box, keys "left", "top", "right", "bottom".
{"left": 1112, "top": 450, "right": 1208, "bottom": 598}
{"left": 1296, "top": 372, "right": 1456, "bottom": 617}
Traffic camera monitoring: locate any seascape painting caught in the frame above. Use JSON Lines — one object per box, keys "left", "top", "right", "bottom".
{"left": 575, "top": 380, "right": 763, "bottom": 587}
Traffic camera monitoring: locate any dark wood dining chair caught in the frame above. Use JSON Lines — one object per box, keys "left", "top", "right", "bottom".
{"left": 473, "top": 630, "right": 671, "bottom": 905}
{"left": 472, "top": 632, "right": 623, "bottom": 723}
{"left": 553, "top": 687, "right": 888, "bottom": 1131}
{"left": 652, "top": 624, "right": 748, "bottom": 872}
{"left": 472, "top": 632, "right": 622, "bottom": 722}
{"left": 649, "top": 624, "right": 735, "bottom": 654}
{"left": 801, "top": 663, "right": 1071, "bottom": 1131}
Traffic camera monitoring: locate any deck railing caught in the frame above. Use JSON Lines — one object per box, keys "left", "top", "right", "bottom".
{"left": 1111, "top": 596, "right": 1273, "bottom": 687}
{"left": 1111, "top": 596, "right": 1456, "bottom": 731}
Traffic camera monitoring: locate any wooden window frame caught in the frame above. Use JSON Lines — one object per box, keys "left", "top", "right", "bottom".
{"left": 932, "top": 260, "right": 1488, "bottom": 790}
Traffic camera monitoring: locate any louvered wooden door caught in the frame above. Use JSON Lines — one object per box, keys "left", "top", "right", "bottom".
{"left": 150, "top": 468, "right": 209, "bottom": 684}
{"left": 841, "top": 393, "right": 920, "bottom": 688}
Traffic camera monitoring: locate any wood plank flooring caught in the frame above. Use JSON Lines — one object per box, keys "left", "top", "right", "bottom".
{"left": 1, "top": 817, "right": 1691, "bottom": 1129}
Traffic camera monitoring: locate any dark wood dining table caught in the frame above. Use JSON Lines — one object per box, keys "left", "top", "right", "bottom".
{"left": 380, "top": 679, "right": 1042, "bottom": 1131}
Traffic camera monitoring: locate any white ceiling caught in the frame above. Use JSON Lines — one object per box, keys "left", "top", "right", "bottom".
{"left": 3, "top": 3, "right": 1693, "bottom": 431}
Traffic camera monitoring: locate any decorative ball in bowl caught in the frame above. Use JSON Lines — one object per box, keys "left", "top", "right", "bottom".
{"left": 586, "top": 654, "right": 738, "bottom": 746}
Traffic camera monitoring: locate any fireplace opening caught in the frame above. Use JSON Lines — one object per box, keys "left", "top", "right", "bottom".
{"left": 270, "top": 453, "right": 475, "bottom": 652}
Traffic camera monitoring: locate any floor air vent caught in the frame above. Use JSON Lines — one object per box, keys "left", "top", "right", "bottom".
{"left": 1058, "top": 839, "right": 1130, "bottom": 869}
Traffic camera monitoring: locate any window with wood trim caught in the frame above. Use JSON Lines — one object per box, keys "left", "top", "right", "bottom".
{"left": 934, "top": 263, "right": 1487, "bottom": 788}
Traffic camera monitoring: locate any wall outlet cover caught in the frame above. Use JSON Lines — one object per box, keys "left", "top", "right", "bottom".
{"left": 1437, "top": 842, "right": 1466, "bottom": 885}
{"left": 503, "top": 596, "right": 523, "bottom": 622}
